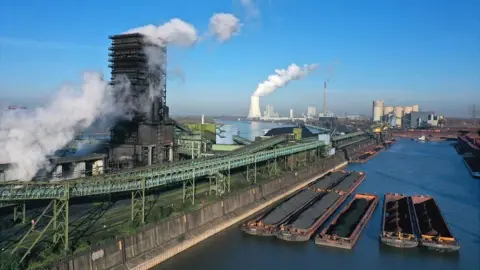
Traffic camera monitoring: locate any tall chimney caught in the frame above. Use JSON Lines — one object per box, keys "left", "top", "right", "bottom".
{"left": 323, "top": 81, "right": 327, "bottom": 115}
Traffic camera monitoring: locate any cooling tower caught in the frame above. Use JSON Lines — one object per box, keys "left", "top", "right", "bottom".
{"left": 412, "top": 104, "right": 419, "bottom": 112}
{"left": 403, "top": 106, "right": 413, "bottom": 115}
{"left": 394, "top": 107, "right": 404, "bottom": 127}
{"left": 248, "top": 96, "right": 262, "bottom": 119}
{"left": 372, "top": 100, "right": 384, "bottom": 122}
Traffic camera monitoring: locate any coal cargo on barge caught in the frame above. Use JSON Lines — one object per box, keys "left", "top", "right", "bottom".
{"left": 410, "top": 195, "right": 460, "bottom": 252}
{"left": 241, "top": 189, "right": 318, "bottom": 236}
{"left": 351, "top": 146, "right": 384, "bottom": 164}
{"left": 315, "top": 193, "right": 378, "bottom": 249}
{"left": 380, "top": 193, "right": 418, "bottom": 248}
{"left": 276, "top": 192, "right": 345, "bottom": 242}
{"left": 331, "top": 172, "right": 366, "bottom": 194}
{"left": 309, "top": 171, "right": 349, "bottom": 191}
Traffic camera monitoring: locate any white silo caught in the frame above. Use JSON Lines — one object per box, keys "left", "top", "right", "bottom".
{"left": 383, "top": 106, "right": 394, "bottom": 123}
{"left": 403, "top": 106, "right": 413, "bottom": 115}
{"left": 394, "top": 107, "right": 404, "bottom": 127}
{"left": 412, "top": 104, "right": 419, "bottom": 112}
{"left": 372, "top": 100, "right": 384, "bottom": 122}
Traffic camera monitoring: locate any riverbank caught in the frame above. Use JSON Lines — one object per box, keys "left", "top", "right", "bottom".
{"left": 47, "top": 139, "right": 377, "bottom": 270}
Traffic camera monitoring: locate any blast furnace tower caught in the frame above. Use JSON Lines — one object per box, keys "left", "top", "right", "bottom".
{"left": 108, "top": 33, "right": 174, "bottom": 170}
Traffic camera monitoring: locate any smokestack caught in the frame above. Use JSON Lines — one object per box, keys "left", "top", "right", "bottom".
{"left": 248, "top": 96, "right": 262, "bottom": 119}
{"left": 201, "top": 114, "right": 205, "bottom": 124}
{"left": 323, "top": 81, "right": 327, "bottom": 115}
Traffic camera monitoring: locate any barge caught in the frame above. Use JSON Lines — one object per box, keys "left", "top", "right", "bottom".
{"left": 315, "top": 193, "right": 378, "bottom": 249}
{"left": 380, "top": 193, "right": 418, "bottom": 248}
{"left": 463, "top": 157, "right": 480, "bottom": 178}
{"left": 331, "top": 171, "right": 366, "bottom": 194}
{"left": 276, "top": 192, "right": 345, "bottom": 242}
{"left": 241, "top": 189, "right": 319, "bottom": 236}
{"left": 309, "top": 171, "right": 349, "bottom": 192}
{"left": 410, "top": 195, "right": 460, "bottom": 252}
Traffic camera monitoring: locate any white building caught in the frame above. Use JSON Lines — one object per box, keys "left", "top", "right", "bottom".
{"left": 307, "top": 106, "right": 317, "bottom": 118}
{"left": 289, "top": 109, "right": 294, "bottom": 119}
{"left": 264, "top": 105, "right": 278, "bottom": 118}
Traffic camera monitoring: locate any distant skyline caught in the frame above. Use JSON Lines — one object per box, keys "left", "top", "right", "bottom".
{"left": 0, "top": 0, "right": 479, "bottom": 117}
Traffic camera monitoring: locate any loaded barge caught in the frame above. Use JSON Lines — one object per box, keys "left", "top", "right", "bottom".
{"left": 463, "top": 157, "right": 480, "bottom": 178}
{"left": 276, "top": 171, "right": 366, "bottom": 242}
{"left": 276, "top": 192, "right": 345, "bottom": 241}
{"left": 410, "top": 195, "right": 460, "bottom": 252}
{"left": 241, "top": 172, "right": 347, "bottom": 236}
{"left": 315, "top": 193, "right": 378, "bottom": 249}
{"left": 331, "top": 171, "right": 365, "bottom": 194}
{"left": 380, "top": 193, "right": 418, "bottom": 248}
{"left": 351, "top": 146, "right": 383, "bottom": 164}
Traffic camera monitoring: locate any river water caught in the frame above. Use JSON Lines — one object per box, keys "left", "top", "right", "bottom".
{"left": 156, "top": 121, "right": 480, "bottom": 270}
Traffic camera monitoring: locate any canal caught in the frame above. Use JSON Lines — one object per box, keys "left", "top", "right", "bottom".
{"left": 156, "top": 136, "right": 480, "bottom": 270}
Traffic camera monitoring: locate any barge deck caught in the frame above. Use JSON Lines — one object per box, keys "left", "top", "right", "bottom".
{"left": 331, "top": 172, "right": 365, "bottom": 194}
{"left": 315, "top": 193, "right": 378, "bottom": 249}
{"left": 241, "top": 188, "right": 318, "bottom": 236}
{"left": 241, "top": 172, "right": 347, "bottom": 236}
{"left": 410, "top": 195, "right": 460, "bottom": 252}
{"left": 276, "top": 192, "right": 344, "bottom": 242}
{"left": 380, "top": 193, "right": 418, "bottom": 248}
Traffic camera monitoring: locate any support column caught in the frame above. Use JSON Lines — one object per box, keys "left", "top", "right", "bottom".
{"left": 131, "top": 178, "right": 146, "bottom": 224}
{"left": 265, "top": 158, "right": 278, "bottom": 177}
{"left": 13, "top": 203, "right": 26, "bottom": 223}
{"left": 246, "top": 157, "right": 257, "bottom": 183}
{"left": 183, "top": 169, "right": 196, "bottom": 204}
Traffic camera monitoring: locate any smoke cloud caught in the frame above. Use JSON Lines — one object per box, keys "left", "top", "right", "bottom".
{"left": 208, "top": 13, "right": 242, "bottom": 42}
{"left": 252, "top": 63, "right": 318, "bottom": 97}
{"left": 1, "top": 15, "right": 242, "bottom": 181}
{"left": 125, "top": 18, "right": 198, "bottom": 47}
{"left": 0, "top": 73, "right": 121, "bottom": 181}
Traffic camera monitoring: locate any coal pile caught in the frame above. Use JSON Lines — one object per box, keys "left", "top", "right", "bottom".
{"left": 262, "top": 189, "right": 317, "bottom": 225}
{"left": 384, "top": 198, "right": 413, "bottom": 234}
{"left": 413, "top": 198, "right": 452, "bottom": 238}
{"left": 310, "top": 171, "right": 347, "bottom": 191}
{"left": 334, "top": 172, "right": 361, "bottom": 192}
{"left": 290, "top": 192, "right": 341, "bottom": 229}
{"left": 327, "top": 198, "right": 371, "bottom": 238}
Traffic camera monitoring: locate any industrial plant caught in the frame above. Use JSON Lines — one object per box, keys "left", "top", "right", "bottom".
{"left": 372, "top": 100, "right": 444, "bottom": 128}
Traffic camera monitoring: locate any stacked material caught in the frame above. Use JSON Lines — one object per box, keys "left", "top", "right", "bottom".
{"left": 327, "top": 198, "right": 370, "bottom": 238}
{"left": 262, "top": 189, "right": 318, "bottom": 225}
{"left": 290, "top": 192, "right": 341, "bottom": 229}
{"left": 415, "top": 203, "right": 438, "bottom": 236}
{"left": 334, "top": 172, "right": 360, "bottom": 192}
{"left": 385, "top": 198, "right": 412, "bottom": 234}
{"left": 310, "top": 171, "right": 347, "bottom": 191}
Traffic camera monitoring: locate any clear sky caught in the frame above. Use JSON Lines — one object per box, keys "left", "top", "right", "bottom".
{"left": 0, "top": 0, "right": 479, "bottom": 117}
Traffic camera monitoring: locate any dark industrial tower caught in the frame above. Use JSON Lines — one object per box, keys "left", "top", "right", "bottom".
{"left": 108, "top": 33, "right": 174, "bottom": 170}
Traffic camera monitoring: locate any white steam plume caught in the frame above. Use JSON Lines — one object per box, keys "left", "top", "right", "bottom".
{"left": 208, "top": 13, "right": 242, "bottom": 42}
{"left": 0, "top": 73, "right": 124, "bottom": 181}
{"left": 252, "top": 64, "right": 318, "bottom": 97}
{"left": 125, "top": 18, "right": 198, "bottom": 47}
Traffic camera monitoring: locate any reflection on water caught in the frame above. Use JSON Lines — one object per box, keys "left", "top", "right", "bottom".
{"left": 157, "top": 138, "right": 480, "bottom": 270}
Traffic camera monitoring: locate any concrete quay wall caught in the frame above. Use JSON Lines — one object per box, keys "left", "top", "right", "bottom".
{"left": 48, "top": 140, "right": 377, "bottom": 270}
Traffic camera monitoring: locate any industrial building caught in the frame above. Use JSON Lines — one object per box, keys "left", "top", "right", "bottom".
{"left": 307, "top": 106, "right": 317, "bottom": 118}
{"left": 372, "top": 100, "right": 443, "bottom": 128}
{"left": 107, "top": 33, "right": 174, "bottom": 170}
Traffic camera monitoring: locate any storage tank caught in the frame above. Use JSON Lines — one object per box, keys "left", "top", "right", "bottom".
{"left": 394, "top": 107, "right": 403, "bottom": 127}
{"left": 412, "top": 104, "right": 419, "bottom": 112}
{"left": 372, "top": 100, "right": 384, "bottom": 122}
{"left": 403, "top": 106, "right": 413, "bottom": 115}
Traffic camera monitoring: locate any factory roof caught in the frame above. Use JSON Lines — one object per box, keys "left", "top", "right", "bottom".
{"left": 264, "top": 126, "right": 315, "bottom": 138}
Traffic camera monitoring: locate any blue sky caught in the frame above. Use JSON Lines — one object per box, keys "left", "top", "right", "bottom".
{"left": 0, "top": 0, "right": 479, "bottom": 117}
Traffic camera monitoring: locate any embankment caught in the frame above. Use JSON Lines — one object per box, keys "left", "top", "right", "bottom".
{"left": 47, "top": 140, "right": 378, "bottom": 270}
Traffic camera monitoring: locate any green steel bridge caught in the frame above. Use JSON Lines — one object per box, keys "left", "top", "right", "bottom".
{"left": 0, "top": 131, "right": 366, "bottom": 263}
